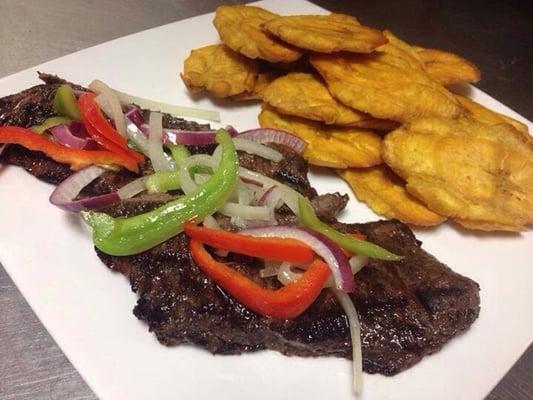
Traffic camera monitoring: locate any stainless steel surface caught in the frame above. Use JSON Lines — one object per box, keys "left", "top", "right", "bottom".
{"left": 0, "top": 1, "right": 531, "bottom": 399}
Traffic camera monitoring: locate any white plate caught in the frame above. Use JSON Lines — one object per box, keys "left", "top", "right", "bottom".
{"left": 0, "top": 1, "right": 531, "bottom": 399}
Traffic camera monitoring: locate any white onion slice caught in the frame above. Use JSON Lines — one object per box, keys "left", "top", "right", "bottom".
{"left": 219, "top": 203, "right": 272, "bottom": 221}
{"left": 117, "top": 176, "right": 148, "bottom": 199}
{"left": 277, "top": 262, "right": 304, "bottom": 286}
{"left": 148, "top": 112, "right": 173, "bottom": 172}
{"left": 349, "top": 255, "right": 369, "bottom": 275}
{"left": 125, "top": 118, "right": 150, "bottom": 154}
{"left": 332, "top": 289, "right": 363, "bottom": 395}
{"left": 233, "top": 138, "right": 283, "bottom": 162}
{"left": 90, "top": 80, "right": 127, "bottom": 137}
{"left": 203, "top": 215, "right": 220, "bottom": 229}
{"left": 114, "top": 89, "right": 221, "bottom": 122}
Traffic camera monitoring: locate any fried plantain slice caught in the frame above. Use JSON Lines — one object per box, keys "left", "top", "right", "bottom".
{"left": 262, "top": 72, "right": 395, "bottom": 129}
{"left": 263, "top": 13, "right": 387, "bottom": 54}
{"left": 213, "top": 5, "right": 303, "bottom": 63}
{"left": 181, "top": 44, "right": 258, "bottom": 97}
{"left": 258, "top": 105, "right": 382, "bottom": 168}
{"left": 232, "top": 71, "right": 282, "bottom": 101}
{"left": 414, "top": 46, "right": 481, "bottom": 86}
{"left": 310, "top": 49, "right": 463, "bottom": 123}
{"left": 383, "top": 117, "right": 533, "bottom": 231}
{"left": 338, "top": 166, "right": 446, "bottom": 226}
{"left": 455, "top": 94, "right": 529, "bottom": 137}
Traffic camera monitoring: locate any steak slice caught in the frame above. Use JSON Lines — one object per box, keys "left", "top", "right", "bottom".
{"left": 97, "top": 220, "right": 479, "bottom": 376}
{"left": 0, "top": 77, "right": 480, "bottom": 376}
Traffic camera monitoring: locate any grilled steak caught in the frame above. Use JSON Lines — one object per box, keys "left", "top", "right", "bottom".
{"left": 0, "top": 78, "right": 480, "bottom": 376}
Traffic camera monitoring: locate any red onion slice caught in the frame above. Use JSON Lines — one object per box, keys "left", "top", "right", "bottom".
{"left": 50, "top": 123, "right": 98, "bottom": 150}
{"left": 238, "top": 128, "right": 307, "bottom": 154}
{"left": 125, "top": 106, "right": 144, "bottom": 127}
{"left": 240, "top": 176, "right": 264, "bottom": 187}
{"left": 49, "top": 166, "right": 120, "bottom": 212}
{"left": 240, "top": 226, "right": 354, "bottom": 292}
{"left": 257, "top": 185, "right": 277, "bottom": 206}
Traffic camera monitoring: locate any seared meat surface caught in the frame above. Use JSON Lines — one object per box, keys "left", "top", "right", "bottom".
{"left": 0, "top": 78, "right": 480, "bottom": 376}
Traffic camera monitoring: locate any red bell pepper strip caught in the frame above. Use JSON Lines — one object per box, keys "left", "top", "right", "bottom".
{"left": 0, "top": 126, "right": 139, "bottom": 172}
{"left": 78, "top": 92, "right": 144, "bottom": 164}
{"left": 189, "top": 239, "right": 330, "bottom": 319}
{"left": 184, "top": 223, "right": 315, "bottom": 264}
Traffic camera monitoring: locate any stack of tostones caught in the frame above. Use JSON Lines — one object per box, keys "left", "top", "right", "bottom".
{"left": 180, "top": 4, "right": 532, "bottom": 231}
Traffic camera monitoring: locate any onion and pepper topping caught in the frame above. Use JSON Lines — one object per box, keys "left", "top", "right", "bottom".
{"left": 31, "top": 116, "right": 73, "bottom": 134}
{"left": 184, "top": 223, "right": 315, "bottom": 264}
{"left": 49, "top": 122, "right": 98, "bottom": 150}
{"left": 82, "top": 128, "right": 238, "bottom": 256}
{"left": 298, "top": 197, "right": 402, "bottom": 261}
{"left": 90, "top": 80, "right": 127, "bottom": 138}
{"left": 50, "top": 166, "right": 119, "bottom": 212}
{"left": 54, "top": 84, "right": 81, "bottom": 120}
{"left": 0, "top": 126, "right": 139, "bottom": 171}
{"left": 50, "top": 167, "right": 149, "bottom": 212}
{"left": 78, "top": 92, "right": 144, "bottom": 172}
{"left": 238, "top": 128, "right": 307, "bottom": 154}
{"left": 113, "top": 89, "right": 221, "bottom": 122}
{"left": 125, "top": 106, "right": 144, "bottom": 127}
{"left": 240, "top": 226, "right": 354, "bottom": 293}
{"left": 189, "top": 239, "right": 330, "bottom": 319}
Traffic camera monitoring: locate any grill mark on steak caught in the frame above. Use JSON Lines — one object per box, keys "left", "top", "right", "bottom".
{"left": 0, "top": 78, "right": 480, "bottom": 376}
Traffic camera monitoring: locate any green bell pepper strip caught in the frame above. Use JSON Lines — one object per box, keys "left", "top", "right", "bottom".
{"left": 145, "top": 145, "right": 191, "bottom": 193}
{"left": 146, "top": 171, "right": 181, "bottom": 193}
{"left": 298, "top": 197, "right": 403, "bottom": 261}
{"left": 31, "top": 116, "right": 73, "bottom": 134}
{"left": 169, "top": 144, "right": 191, "bottom": 168}
{"left": 54, "top": 84, "right": 81, "bottom": 120}
{"left": 82, "top": 129, "right": 239, "bottom": 256}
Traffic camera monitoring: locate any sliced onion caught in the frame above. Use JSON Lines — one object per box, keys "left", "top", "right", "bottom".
{"left": 277, "top": 262, "right": 304, "bottom": 286}
{"left": 213, "top": 138, "right": 283, "bottom": 163}
{"left": 49, "top": 123, "right": 97, "bottom": 149}
{"left": 240, "top": 226, "right": 354, "bottom": 292}
{"left": 114, "top": 89, "right": 221, "bottom": 122}
{"left": 125, "top": 118, "right": 150, "bottom": 155}
{"left": 219, "top": 203, "right": 272, "bottom": 221}
{"left": 233, "top": 138, "right": 283, "bottom": 162}
{"left": 179, "top": 154, "right": 217, "bottom": 194}
{"left": 240, "top": 176, "right": 263, "bottom": 187}
{"left": 349, "top": 255, "right": 369, "bottom": 275}
{"left": 148, "top": 112, "right": 173, "bottom": 172}
{"left": 117, "top": 176, "right": 148, "bottom": 199}
{"left": 259, "top": 260, "right": 282, "bottom": 278}
{"left": 0, "top": 144, "right": 8, "bottom": 157}
{"left": 164, "top": 129, "right": 218, "bottom": 145}
{"left": 49, "top": 166, "right": 120, "bottom": 212}
{"left": 239, "top": 167, "right": 302, "bottom": 215}
{"left": 257, "top": 185, "right": 277, "bottom": 206}
{"left": 238, "top": 128, "right": 307, "bottom": 154}
{"left": 203, "top": 215, "right": 220, "bottom": 229}
{"left": 90, "top": 80, "right": 127, "bottom": 137}
{"left": 332, "top": 289, "right": 363, "bottom": 395}
{"left": 125, "top": 106, "right": 144, "bottom": 127}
